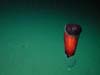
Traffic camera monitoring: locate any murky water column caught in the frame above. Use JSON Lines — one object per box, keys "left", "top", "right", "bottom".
{"left": 64, "top": 24, "right": 82, "bottom": 71}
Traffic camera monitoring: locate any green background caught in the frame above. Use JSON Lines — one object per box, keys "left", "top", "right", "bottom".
{"left": 0, "top": 0, "right": 100, "bottom": 75}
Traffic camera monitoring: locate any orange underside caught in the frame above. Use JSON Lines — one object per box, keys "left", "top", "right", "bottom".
{"left": 64, "top": 32, "right": 78, "bottom": 57}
